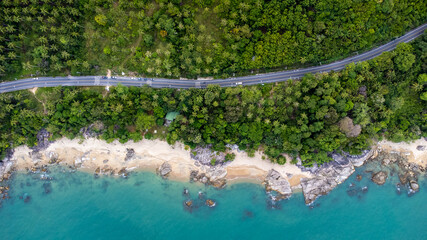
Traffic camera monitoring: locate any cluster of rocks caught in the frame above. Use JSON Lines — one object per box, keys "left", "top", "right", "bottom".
{"left": 299, "top": 149, "right": 375, "bottom": 205}
{"left": 190, "top": 145, "right": 226, "bottom": 166}
{"left": 0, "top": 185, "right": 10, "bottom": 201}
{"left": 190, "top": 167, "right": 227, "bottom": 189}
{"left": 367, "top": 151, "right": 424, "bottom": 194}
{"left": 264, "top": 169, "right": 292, "bottom": 200}
{"left": 183, "top": 188, "right": 216, "bottom": 211}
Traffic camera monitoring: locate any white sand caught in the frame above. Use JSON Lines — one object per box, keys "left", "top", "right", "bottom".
{"left": 377, "top": 138, "right": 427, "bottom": 167}
{"left": 11, "top": 138, "right": 311, "bottom": 187}
{"left": 226, "top": 151, "right": 312, "bottom": 186}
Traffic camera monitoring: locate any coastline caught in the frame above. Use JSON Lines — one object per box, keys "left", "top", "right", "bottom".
{"left": 2, "top": 137, "right": 426, "bottom": 204}
{"left": 9, "top": 137, "right": 312, "bottom": 188}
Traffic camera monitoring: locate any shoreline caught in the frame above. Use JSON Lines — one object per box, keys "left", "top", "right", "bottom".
{"left": 1, "top": 137, "right": 426, "bottom": 204}
{"left": 8, "top": 137, "right": 312, "bottom": 188}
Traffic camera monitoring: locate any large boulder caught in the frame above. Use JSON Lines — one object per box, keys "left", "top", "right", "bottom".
{"left": 300, "top": 177, "right": 338, "bottom": 205}
{"left": 157, "top": 162, "right": 172, "bottom": 178}
{"left": 371, "top": 171, "right": 388, "bottom": 185}
{"left": 206, "top": 167, "right": 227, "bottom": 181}
{"left": 264, "top": 169, "right": 292, "bottom": 200}
{"left": 124, "top": 148, "right": 136, "bottom": 161}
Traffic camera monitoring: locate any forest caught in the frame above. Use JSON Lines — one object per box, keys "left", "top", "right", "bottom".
{"left": 0, "top": 0, "right": 426, "bottom": 80}
{"left": 0, "top": 34, "right": 425, "bottom": 166}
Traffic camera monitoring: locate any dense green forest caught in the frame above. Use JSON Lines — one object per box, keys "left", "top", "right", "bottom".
{"left": 1, "top": 0, "right": 426, "bottom": 80}
{"left": 0, "top": 34, "right": 426, "bottom": 166}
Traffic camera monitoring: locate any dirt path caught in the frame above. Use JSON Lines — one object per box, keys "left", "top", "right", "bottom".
{"left": 29, "top": 87, "right": 47, "bottom": 114}
{"left": 120, "top": 34, "right": 143, "bottom": 69}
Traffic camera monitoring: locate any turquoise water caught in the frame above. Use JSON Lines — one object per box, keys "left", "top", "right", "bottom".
{"left": 0, "top": 165, "right": 426, "bottom": 240}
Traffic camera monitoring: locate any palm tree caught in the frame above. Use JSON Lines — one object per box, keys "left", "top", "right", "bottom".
{"left": 22, "top": 61, "right": 33, "bottom": 71}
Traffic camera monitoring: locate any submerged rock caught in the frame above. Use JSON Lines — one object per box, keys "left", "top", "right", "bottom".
{"left": 118, "top": 168, "right": 128, "bottom": 178}
{"left": 206, "top": 199, "right": 216, "bottom": 207}
{"left": 371, "top": 171, "right": 387, "bottom": 185}
{"left": 157, "top": 162, "right": 172, "bottom": 178}
{"left": 356, "top": 175, "right": 362, "bottom": 181}
{"left": 183, "top": 188, "right": 189, "bottom": 196}
{"left": 264, "top": 169, "right": 292, "bottom": 200}
{"left": 184, "top": 200, "right": 193, "bottom": 207}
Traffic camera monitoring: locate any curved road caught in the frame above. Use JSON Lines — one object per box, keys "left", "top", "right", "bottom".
{"left": 1, "top": 23, "right": 426, "bottom": 93}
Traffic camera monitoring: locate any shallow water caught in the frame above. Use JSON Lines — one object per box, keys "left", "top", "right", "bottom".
{"left": 0, "top": 165, "right": 426, "bottom": 240}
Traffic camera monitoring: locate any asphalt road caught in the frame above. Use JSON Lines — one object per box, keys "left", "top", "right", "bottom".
{"left": 1, "top": 23, "right": 426, "bottom": 93}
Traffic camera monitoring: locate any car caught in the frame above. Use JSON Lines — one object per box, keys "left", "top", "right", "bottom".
{"left": 112, "top": 76, "right": 117, "bottom": 79}
{"left": 138, "top": 78, "right": 142, "bottom": 81}
{"left": 101, "top": 76, "right": 107, "bottom": 79}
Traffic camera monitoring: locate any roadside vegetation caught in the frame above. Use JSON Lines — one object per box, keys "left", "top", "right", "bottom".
{"left": 1, "top": 0, "right": 426, "bottom": 80}
{"left": 0, "top": 35, "right": 425, "bottom": 167}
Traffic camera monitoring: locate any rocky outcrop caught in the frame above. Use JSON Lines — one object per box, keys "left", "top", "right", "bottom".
{"left": 157, "top": 162, "right": 172, "bottom": 178}
{"left": 190, "top": 166, "right": 228, "bottom": 189}
{"left": 264, "top": 169, "right": 292, "bottom": 200}
{"left": 300, "top": 162, "right": 355, "bottom": 205}
{"left": 190, "top": 145, "right": 226, "bottom": 166}
{"left": 371, "top": 171, "right": 387, "bottom": 185}
{"left": 299, "top": 149, "right": 376, "bottom": 205}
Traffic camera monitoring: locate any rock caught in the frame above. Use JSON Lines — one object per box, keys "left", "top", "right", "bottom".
{"left": 157, "top": 162, "right": 172, "bottom": 178}
{"left": 47, "top": 152, "right": 59, "bottom": 164}
{"left": 206, "top": 199, "right": 216, "bottom": 207}
{"left": 206, "top": 167, "right": 227, "bottom": 181}
{"left": 409, "top": 180, "right": 419, "bottom": 192}
{"left": 399, "top": 171, "right": 415, "bottom": 185}
{"left": 356, "top": 175, "right": 362, "bottom": 181}
{"left": 301, "top": 177, "right": 338, "bottom": 205}
{"left": 371, "top": 171, "right": 387, "bottom": 185}
{"left": 416, "top": 145, "right": 426, "bottom": 151}
{"left": 347, "top": 149, "right": 375, "bottom": 167}
{"left": 103, "top": 159, "right": 109, "bottom": 164}
{"left": 338, "top": 117, "right": 362, "bottom": 138}
{"left": 190, "top": 170, "right": 199, "bottom": 182}
{"left": 184, "top": 200, "right": 193, "bottom": 207}
{"left": 183, "top": 188, "right": 189, "bottom": 196}
{"left": 264, "top": 169, "right": 292, "bottom": 200}
{"left": 118, "top": 168, "right": 128, "bottom": 178}
{"left": 361, "top": 186, "right": 368, "bottom": 193}
{"left": 124, "top": 148, "right": 135, "bottom": 161}
{"left": 210, "top": 178, "right": 227, "bottom": 189}
{"left": 200, "top": 176, "right": 208, "bottom": 184}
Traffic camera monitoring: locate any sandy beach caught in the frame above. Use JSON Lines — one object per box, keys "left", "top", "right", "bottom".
{"left": 10, "top": 138, "right": 312, "bottom": 187}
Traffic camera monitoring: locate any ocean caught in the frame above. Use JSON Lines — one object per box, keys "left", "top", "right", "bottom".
{"left": 0, "top": 164, "right": 426, "bottom": 240}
